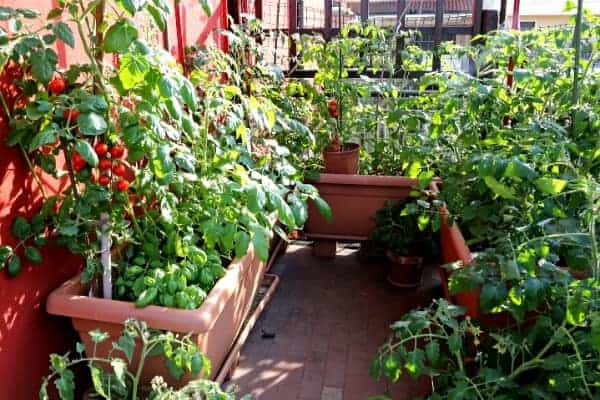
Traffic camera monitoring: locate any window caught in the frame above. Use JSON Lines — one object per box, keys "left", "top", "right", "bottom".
{"left": 520, "top": 21, "right": 536, "bottom": 31}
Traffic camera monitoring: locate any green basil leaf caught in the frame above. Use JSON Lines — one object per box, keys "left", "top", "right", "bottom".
{"left": 7, "top": 255, "right": 21, "bottom": 277}
{"left": 12, "top": 216, "right": 31, "bottom": 239}
{"left": 24, "top": 246, "right": 42, "bottom": 264}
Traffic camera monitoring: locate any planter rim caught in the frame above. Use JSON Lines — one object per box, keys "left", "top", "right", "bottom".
{"left": 310, "top": 173, "right": 420, "bottom": 187}
{"left": 323, "top": 142, "right": 360, "bottom": 155}
{"left": 46, "top": 245, "right": 258, "bottom": 334}
{"left": 385, "top": 250, "right": 424, "bottom": 266}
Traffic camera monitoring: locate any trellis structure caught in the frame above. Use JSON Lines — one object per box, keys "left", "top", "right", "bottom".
{"left": 237, "top": 0, "right": 505, "bottom": 75}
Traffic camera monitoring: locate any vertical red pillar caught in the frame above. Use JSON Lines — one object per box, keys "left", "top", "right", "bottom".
{"left": 174, "top": 0, "right": 187, "bottom": 73}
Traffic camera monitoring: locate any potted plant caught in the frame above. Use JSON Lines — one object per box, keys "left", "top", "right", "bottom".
{"left": 368, "top": 199, "right": 439, "bottom": 287}
{"left": 40, "top": 319, "right": 246, "bottom": 400}
{"left": 297, "top": 23, "right": 389, "bottom": 174}
{"left": 0, "top": 7, "right": 330, "bottom": 387}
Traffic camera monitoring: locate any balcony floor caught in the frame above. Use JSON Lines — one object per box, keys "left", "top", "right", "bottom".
{"left": 226, "top": 242, "right": 441, "bottom": 400}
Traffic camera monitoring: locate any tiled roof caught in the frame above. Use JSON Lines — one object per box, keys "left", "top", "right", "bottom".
{"left": 405, "top": 0, "right": 472, "bottom": 13}
{"left": 346, "top": 0, "right": 473, "bottom": 16}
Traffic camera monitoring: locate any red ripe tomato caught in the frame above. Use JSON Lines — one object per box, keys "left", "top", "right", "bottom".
{"left": 63, "top": 108, "right": 79, "bottom": 124}
{"left": 49, "top": 77, "right": 67, "bottom": 95}
{"left": 328, "top": 98, "right": 337, "bottom": 111}
{"left": 99, "top": 159, "right": 112, "bottom": 171}
{"left": 72, "top": 152, "right": 85, "bottom": 166}
{"left": 115, "top": 179, "right": 129, "bottom": 191}
{"left": 112, "top": 163, "right": 126, "bottom": 177}
{"left": 90, "top": 173, "right": 97, "bottom": 183}
{"left": 94, "top": 142, "right": 109, "bottom": 157}
{"left": 98, "top": 175, "right": 111, "bottom": 186}
{"left": 110, "top": 145, "right": 125, "bottom": 159}
{"left": 122, "top": 98, "right": 136, "bottom": 110}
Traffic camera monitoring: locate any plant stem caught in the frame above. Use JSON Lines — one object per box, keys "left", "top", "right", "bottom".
{"left": 60, "top": 142, "right": 81, "bottom": 201}
{"left": 561, "top": 326, "right": 593, "bottom": 399}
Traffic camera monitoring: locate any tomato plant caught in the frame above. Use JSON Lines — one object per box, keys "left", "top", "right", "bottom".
{"left": 0, "top": 7, "right": 331, "bottom": 316}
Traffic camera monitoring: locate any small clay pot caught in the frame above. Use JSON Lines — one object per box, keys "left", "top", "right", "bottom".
{"left": 323, "top": 142, "right": 360, "bottom": 174}
{"left": 386, "top": 250, "right": 423, "bottom": 288}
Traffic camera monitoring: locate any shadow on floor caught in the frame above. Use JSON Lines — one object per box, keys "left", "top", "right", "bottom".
{"left": 227, "top": 243, "right": 442, "bottom": 400}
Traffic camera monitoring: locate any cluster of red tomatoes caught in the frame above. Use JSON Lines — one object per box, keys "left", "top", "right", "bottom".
{"left": 49, "top": 76, "right": 130, "bottom": 192}
{"left": 72, "top": 143, "right": 129, "bottom": 191}
{"left": 328, "top": 98, "right": 339, "bottom": 119}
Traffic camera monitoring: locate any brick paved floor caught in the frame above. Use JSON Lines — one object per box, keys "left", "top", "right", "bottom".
{"left": 227, "top": 243, "right": 441, "bottom": 400}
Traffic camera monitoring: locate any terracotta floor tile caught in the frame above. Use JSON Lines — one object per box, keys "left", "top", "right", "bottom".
{"left": 227, "top": 244, "right": 441, "bottom": 399}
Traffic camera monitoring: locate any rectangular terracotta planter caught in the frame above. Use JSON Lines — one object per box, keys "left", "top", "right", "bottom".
{"left": 305, "top": 175, "right": 481, "bottom": 319}
{"left": 305, "top": 174, "right": 422, "bottom": 240}
{"left": 46, "top": 244, "right": 267, "bottom": 387}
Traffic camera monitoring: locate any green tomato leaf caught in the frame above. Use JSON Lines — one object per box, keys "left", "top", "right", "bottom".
{"left": 503, "top": 158, "right": 538, "bottom": 181}
{"left": 425, "top": 340, "right": 440, "bottom": 364}
{"left": 30, "top": 48, "right": 58, "bottom": 83}
{"left": 53, "top": 21, "right": 74, "bottom": 48}
{"left": 483, "top": 176, "right": 516, "bottom": 200}
{"left": 251, "top": 226, "right": 269, "bottom": 262}
{"left": 119, "top": 53, "right": 149, "bottom": 89}
{"left": 480, "top": 281, "right": 508, "bottom": 313}
{"left": 89, "top": 329, "right": 109, "bottom": 344}
{"left": 535, "top": 177, "right": 568, "bottom": 195}
{"left": 28, "top": 125, "right": 58, "bottom": 152}
{"left": 90, "top": 366, "right": 107, "bottom": 397}
{"left": 74, "top": 139, "right": 99, "bottom": 167}
{"left": 247, "top": 186, "right": 266, "bottom": 213}
{"left": 181, "top": 79, "right": 198, "bottom": 109}
{"left": 111, "top": 358, "right": 127, "bottom": 386}
{"left": 54, "top": 369, "right": 75, "bottom": 400}
{"left": 312, "top": 196, "right": 332, "bottom": 223}
{"left": 269, "top": 192, "right": 296, "bottom": 229}
{"left": 77, "top": 112, "right": 107, "bottom": 136}
{"left": 234, "top": 231, "right": 251, "bottom": 258}
{"left": 113, "top": 334, "right": 135, "bottom": 363}
{"left": 146, "top": 4, "right": 166, "bottom": 31}
{"left": 151, "top": 144, "right": 175, "bottom": 183}
{"left": 103, "top": 19, "right": 138, "bottom": 53}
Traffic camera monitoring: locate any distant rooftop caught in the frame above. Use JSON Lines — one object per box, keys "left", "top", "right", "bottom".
{"left": 346, "top": 0, "right": 473, "bottom": 16}
{"left": 507, "top": 0, "right": 600, "bottom": 16}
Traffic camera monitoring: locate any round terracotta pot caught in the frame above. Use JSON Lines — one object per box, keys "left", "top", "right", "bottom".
{"left": 386, "top": 250, "right": 423, "bottom": 288}
{"left": 323, "top": 142, "right": 360, "bottom": 174}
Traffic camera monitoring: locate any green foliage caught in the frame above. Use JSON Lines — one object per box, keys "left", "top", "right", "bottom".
{"left": 40, "top": 319, "right": 244, "bottom": 400}
{"left": 367, "top": 194, "right": 440, "bottom": 260}
{"left": 0, "top": 7, "right": 329, "bottom": 299}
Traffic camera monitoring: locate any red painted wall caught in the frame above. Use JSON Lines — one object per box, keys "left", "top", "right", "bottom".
{"left": 0, "top": 0, "right": 228, "bottom": 398}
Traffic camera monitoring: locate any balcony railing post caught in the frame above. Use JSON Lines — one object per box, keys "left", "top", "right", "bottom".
{"left": 395, "top": 0, "right": 406, "bottom": 72}
{"left": 432, "top": 0, "right": 443, "bottom": 70}
{"left": 324, "top": 0, "right": 332, "bottom": 38}
{"left": 360, "top": 0, "right": 369, "bottom": 23}
{"left": 288, "top": 0, "right": 298, "bottom": 70}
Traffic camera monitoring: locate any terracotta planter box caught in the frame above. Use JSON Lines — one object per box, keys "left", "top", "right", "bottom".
{"left": 303, "top": 175, "right": 485, "bottom": 320}
{"left": 305, "top": 174, "right": 421, "bottom": 240}
{"left": 46, "top": 244, "right": 267, "bottom": 387}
